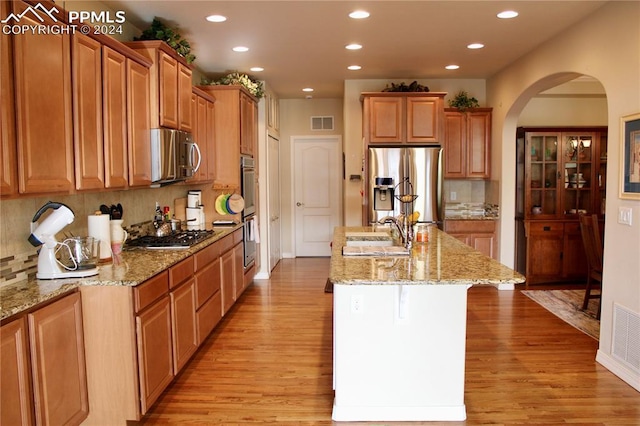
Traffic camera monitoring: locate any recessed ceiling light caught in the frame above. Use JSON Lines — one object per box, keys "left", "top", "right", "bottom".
{"left": 206, "top": 14, "right": 227, "bottom": 23}
{"left": 349, "top": 10, "right": 370, "bottom": 19}
{"left": 250, "top": 67, "right": 264, "bottom": 72}
{"left": 467, "top": 43, "right": 484, "bottom": 49}
{"left": 347, "top": 65, "right": 362, "bottom": 70}
{"left": 497, "top": 10, "right": 518, "bottom": 19}
{"left": 302, "top": 88, "right": 314, "bottom": 92}
{"left": 232, "top": 46, "right": 249, "bottom": 52}
{"left": 445, "top": 65, "right": 460, "bottom": 70}
{"left": 345, "top": 43, "right": 362, "bottom": 50}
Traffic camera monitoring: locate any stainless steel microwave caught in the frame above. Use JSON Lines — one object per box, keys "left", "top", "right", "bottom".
{"left": 150, "top": 128, "right": 201, "bottom": 187}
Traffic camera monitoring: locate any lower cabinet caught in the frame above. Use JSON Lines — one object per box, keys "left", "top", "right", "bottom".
{"left": 1, "top": 292, "right": 88, "bottom": 426}
{"left": 80, "top": 229, "right": 246, "bottom": 424}
{"left": 444, "top": 220, "right": 497, "bottom": 260}
{"left": 524, "top": 220, "right": 588, "bottom": 284}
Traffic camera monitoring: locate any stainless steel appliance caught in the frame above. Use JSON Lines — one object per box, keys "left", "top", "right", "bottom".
{"left": 150, "top": 128, "right": 201, "bottom": 186}
{"left": 242, "top": 215, "right": 257, "bottom": 267}
{"left": 127, "top": 230, "right": 215, "bottom": 249}
{"left": 240, "top": 156, "right": 256, "bottom": 217}
{"left": 367, "top": 146, "right": 443, "bottom": 226}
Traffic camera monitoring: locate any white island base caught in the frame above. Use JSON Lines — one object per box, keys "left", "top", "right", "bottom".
{"left": 332, "top": 283, "right": 471, "bottom": 422}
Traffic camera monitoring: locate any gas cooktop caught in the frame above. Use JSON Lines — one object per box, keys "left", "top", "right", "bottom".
{"left": 127, "top": 230, "right": 215, "bottom": 249}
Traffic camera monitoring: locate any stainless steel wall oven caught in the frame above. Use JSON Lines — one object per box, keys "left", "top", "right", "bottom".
{"left": 240, "top": 156, "right": 257, "bottom": 268}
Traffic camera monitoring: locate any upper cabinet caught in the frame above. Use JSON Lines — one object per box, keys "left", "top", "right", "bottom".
{"left": 196, "top": 85, "right": 258, "bottom": 189}
{"left": 125, "top": 41, "right": 193, "bottom": 132}
{"left": 190, "top": 87, "right": 216, "bottom": 183}
{"left": 518, "top": 127, "right": 608, "bottom": 220}
{"left": 12, "top": 0, "right": 74, "bottom": 194}
{"left": 444, "top": 108, "right": 492, "bottom": 179}
{"left": 362, "top": 92, "right": 446, "bottom": 145}
{"left": 0, "top": 0, "right": 17, "bottom": 196}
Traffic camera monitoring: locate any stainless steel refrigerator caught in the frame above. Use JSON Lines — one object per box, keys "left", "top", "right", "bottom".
{"left": 368, "top": 146, "right": 443, "bottom": 226}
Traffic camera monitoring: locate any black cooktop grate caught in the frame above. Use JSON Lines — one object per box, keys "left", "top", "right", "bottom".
{"left": 127, "top": 230, "right": 215, "bottom": 248}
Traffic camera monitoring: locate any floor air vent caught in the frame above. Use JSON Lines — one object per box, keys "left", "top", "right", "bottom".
{"left": 612, "top": 303, "right": 640, "bottom": 373}
{"left": 311, "top": 116, "right": 334, "bottom": 131}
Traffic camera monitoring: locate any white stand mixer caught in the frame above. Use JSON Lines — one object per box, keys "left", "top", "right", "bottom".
{"left": 28, "top": 202, "right": 99, "bottom": 279}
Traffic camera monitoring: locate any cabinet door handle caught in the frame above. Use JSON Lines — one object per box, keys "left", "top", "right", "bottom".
{"left": 543, "top": 226, "right": 551, "bottom": 231}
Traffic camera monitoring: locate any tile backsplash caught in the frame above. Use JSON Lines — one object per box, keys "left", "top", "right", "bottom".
{"left": 0, "top": 182, "right": 228, "bottom": 287}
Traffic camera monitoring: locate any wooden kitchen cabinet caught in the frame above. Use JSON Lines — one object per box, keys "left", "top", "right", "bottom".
{"left": 191, "top": 87, "right": 216, "bottom": 183}
{"left": 127, "top": 59, "right": 152, "bottom": 186}
{"left": 125, "top": 41, "right": 193, "bottom": 131}
{"left": 196, "top": 85, "right": 258, "bottom": 188}
{"left": 221, "top": 244, "right": 236, "bottom": 315}
{"left": 13, "top": 0, "right": 74, "bottom": 194}
{"left": 362, "top": 92, "right": 446, "bottom": 145}
{"left": 444, "top": 108, "right": 492, "bottom": 179}
{"left": 525, "top": 221, "right": 564, "bottom": 283}
{"left": 0, "top": 0, "right": 17, "bottom": 197}
{"left": 72, "top": 33, "right": 105, "bottom": 190}
{"left": 194, "top": 241, "right": 222, "bottom": 343}
{"left": 444, "top": 220, "right": 497, "bottom": 259}
{"left": 234, "top": 240, "right": 245, "bottom": 299}
{"left": 168, "top": 257, "right": 198, "bottom": 373}
{"left": 102, "top": 46, "right": 129, "bottom": 189}
{"left": 1, "top": 317, "right": 33, "bottom": 426}
{"left": 28, "top": 292, "right": 89, "bottom": 426}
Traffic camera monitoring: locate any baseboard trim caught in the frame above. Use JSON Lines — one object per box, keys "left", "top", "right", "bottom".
{"left": 596, "top": 349, "right": 640, "bottom": 392}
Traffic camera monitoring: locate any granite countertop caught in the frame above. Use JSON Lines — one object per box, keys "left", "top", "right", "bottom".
{"left": 330, "top": 226, "right": 525, "bottom": 286}
{"left": 0, "top": 225, "right": 242, "bottom": 321}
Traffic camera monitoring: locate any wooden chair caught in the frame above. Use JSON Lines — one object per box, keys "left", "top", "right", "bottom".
{"left": 578, "top": 213, "right": 603, "bottom": 319}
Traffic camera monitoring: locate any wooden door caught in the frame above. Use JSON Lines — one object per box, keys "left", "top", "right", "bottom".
{"left": 170, "top": 280, "right": 197, "bottom": 373}
{"left": 472, "top": 234, "right": 496, "bottom": 259}
{"left": 178, "top": 64, "right": 193, "bottom": 131}
{"left": 28, "top": 292, "right": 89, "bottom": 426}
{"left": 127, "top": 60, "right": 152, "bottom": 187}
{"left": 193, "top": 95, "right": 209, "bottom": 181}
{"left": 365, "top": 96, "right": 403, "bottom": 143}
{"left": 206, "top": 101, "right": 216, "bottom": 181}
{"left": 466, "top": 110, "right": 491, "bottom": 178}
{"left": 220, "top": 248, "right": 235, "bottom": 314}
{"left": 0, "top": 0, "right": 17, "bottom": 196}
{"left": 526, "top": 222, "right": 564, "bottom": 282}
{"left": 102, "top": 46, "right": 128, "bottom": 189}
{"left": 563, "top": 222, "right": 588, "bottom": 279}
{"left": 158, "top": 51, "right": 178, "bottom": 128}
{"left": 13, "top": 0, "right": 73, "bottom": 194}
{"left": 72, "top": 33, "right": 104, "bottom": 190}
{"left": 268, "top": 135, "right": 282, "bottom": 271}
{"left": 1, "top": 317, "right": 33, "bottom": 426}
{"left": 240, "top": 92, "right": 256, "bottom": 156}
{"left": 293, "top": 136, "right": 342, "bottom": 256}
{"left": 136, "top": 296, "right": 173, "bottom": 414}
{"left": 444, "top": 111, "right": 466, "bottom": 178}
{"left": 406, "top": 96, "right": 442, "bottom": 143}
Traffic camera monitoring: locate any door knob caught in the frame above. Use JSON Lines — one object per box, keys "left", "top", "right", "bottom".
{"left": 296, "top": 202, "right": 304, "bottom": 207}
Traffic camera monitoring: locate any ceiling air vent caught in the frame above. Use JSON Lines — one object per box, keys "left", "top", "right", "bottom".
{"left": 311, "top": 116, "right": 334, "bottom": 131}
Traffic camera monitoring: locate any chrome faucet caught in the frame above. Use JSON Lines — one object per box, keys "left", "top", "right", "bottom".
{"left": 378, "top": 216, "right": 413, "bottom": 248}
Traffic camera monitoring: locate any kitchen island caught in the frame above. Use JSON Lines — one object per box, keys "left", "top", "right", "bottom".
{"left": 330, "top": 226, "right": 524, "bottom": 422}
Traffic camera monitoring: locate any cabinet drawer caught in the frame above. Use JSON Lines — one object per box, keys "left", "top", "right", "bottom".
{"left": 194, "top": 241, "right": 220, "bottom": 272}
{"left": 528, "top": 222, "right": 564, "bottom": 235}
{"left": 169, "top": 256, "right": 194, "bottom": 289}
{"left": 134, "top": 271, "right": 169, "bottom": 313}
{"left": 564, "top": 222, "right": 581, "bottom": 234}
{"left": 219, "top": 234, "right": 235, "bottom": 253}
{"left": 445, "top": 220, "right": 495, "bottom": 234}
{"left": 233, "top": 228, "right": 243, "bottom": 245}
{"left": 196, "top": 291, "right": 222, "bottom": 344}
{"left": 194, "top": 259, "right": 220, "bottom": 308}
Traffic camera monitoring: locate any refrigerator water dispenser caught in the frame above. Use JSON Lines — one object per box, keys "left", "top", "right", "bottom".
{"left": 373, "top": 177, "right": 394, "bottom": 211}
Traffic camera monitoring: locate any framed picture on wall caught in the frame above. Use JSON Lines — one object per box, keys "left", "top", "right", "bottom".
{"left": 620, "top": 112, "right": 640, "bottom": 199}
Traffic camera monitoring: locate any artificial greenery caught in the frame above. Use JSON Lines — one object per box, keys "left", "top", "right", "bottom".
{"left": 135, "top": 17, "right": 196, "bottom": 64}
{"left": 382, "top": 81, "right": 430, "bottom": 92}
{"left": 448, "top": 90, "right": 480, "bottom": 111}
{"left": 202, "top": 72, "right": 265, "bottom": 99}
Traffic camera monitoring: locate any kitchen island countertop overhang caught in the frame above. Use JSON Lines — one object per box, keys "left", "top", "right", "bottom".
{"left": 330, "top": 226, "right": 524, "bottom": 422}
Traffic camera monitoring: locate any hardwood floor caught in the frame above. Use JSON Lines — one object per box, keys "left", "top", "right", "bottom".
{"left": 139, "top": 258, "right": 640, "bottom": 425}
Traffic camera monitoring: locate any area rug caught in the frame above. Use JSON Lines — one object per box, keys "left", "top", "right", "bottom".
{"left": 521, "top": 289, "right": 600, "bottom": 340}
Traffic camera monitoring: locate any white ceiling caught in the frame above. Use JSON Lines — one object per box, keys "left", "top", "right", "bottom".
{"left": 100, "top": 1, "right": 607, "bottom": 99}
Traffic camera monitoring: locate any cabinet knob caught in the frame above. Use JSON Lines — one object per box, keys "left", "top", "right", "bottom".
{"left": 296, "top": 202, "right": 304, "bottom": 207}
{"left": 543, "top": 226, "right": 551, "bottom": 231}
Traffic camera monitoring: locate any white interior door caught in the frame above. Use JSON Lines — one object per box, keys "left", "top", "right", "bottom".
{"left": 293, "top": 136, "right": 342, "bottom": 257}
{"left": 268, "top": 135, "right": 281, "bottom": 270}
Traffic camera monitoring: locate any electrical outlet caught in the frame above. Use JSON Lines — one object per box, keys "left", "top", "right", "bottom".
{"left": 618, "top": 207, "right": 633, "bottom": 226}
{"left": 351, "top": 295, "right": 363, "bottom": 314}
{"left": 451, "top": 191, "right": 457, "bottom": 201}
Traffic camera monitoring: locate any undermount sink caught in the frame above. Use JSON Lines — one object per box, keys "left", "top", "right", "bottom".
{"left": 344, "top": 231, "right": 394, "bottom": 247}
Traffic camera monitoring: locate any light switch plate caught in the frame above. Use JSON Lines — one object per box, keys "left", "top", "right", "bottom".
{"left": 618, "top": 207, "right": 632, "bottom": 226}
